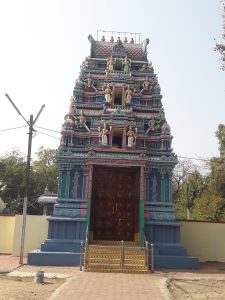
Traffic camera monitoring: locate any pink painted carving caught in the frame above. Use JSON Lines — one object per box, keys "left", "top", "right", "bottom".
{"left": 72, "top": 171, "right": 80, "bottom": 199}
{"left": 151, "top": 175, "right": 158, "bottom": 201}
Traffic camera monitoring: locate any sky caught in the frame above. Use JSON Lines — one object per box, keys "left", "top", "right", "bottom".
{"left": 0, "top": 0, "right": 224, "bottom": 162}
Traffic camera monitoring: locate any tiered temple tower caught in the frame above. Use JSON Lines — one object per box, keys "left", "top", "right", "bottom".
{"left": 28, "top": 32, "right": 198, "bottom": 268}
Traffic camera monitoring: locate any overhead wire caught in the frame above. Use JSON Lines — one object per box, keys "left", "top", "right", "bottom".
{"left": 35, "top": 130, "right": 60, "bottom": 140}
{"left": 34, "top": 125, "right": 61, "bottom": 134}
{"left": 0, "top": 125, "right": 28, "bottom": 132}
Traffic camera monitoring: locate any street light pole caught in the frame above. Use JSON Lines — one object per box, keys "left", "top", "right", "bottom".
{"left": 5, "top": 94, "right": 45, "bottom": 264}
{"left": 19, "top": 115, "right": 33, "bottom": 264}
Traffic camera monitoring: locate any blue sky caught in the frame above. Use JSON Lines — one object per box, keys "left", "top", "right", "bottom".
{"left": 0, "top": 0, "right": 224, "bottom": 160}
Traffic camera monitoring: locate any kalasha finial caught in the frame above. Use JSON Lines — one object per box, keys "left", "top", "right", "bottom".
{"left": 110, "top": 36, "right": 114, "bottom": 42}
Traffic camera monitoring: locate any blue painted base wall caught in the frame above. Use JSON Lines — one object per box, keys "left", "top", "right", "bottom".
{"left": 145, "top": 221, "right": 198, "bottom": 269}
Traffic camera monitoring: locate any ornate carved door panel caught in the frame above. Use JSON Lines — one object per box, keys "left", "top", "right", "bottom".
{"left": 91, "top": 167, "right": 139, "bottom": 241}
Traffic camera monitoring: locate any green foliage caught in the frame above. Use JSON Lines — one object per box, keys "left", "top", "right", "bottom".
{"left": 174, "top": 170, "right": 205, "bottom": 220}
{"left": 215, "top": 124, "right": 225, "bottom": 156}
{"left": 174, "top": 124, "right": 225, "bottom": 221}
{"left": 215, "top": 2, "right": 225, "bottom": 70}
{"left": 0, "top": 146, "right": 58, "bottom": 214}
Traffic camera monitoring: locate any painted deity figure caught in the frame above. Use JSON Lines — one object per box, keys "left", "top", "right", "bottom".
{"left": 107, "top": 56, "right": 115, "bottom": 71}
{"left": 123, "top": 56, "right": 130, "bottom": 72}
{"left": 99, "top": 123, "right": 109, "bottom": 145}
{"left": 143, "top": 76, "right": 150, "bottom": 90}
{"left": 85, "top": 73, "right": 97, "bottom": 91}
{"left": 69, "top": 95, "right": 76, "bottom": 114}
{"left": 126, "top": 86, "right": 133, "bottom": 104}
{"left": 127, "top": 126, "right": 136, "bottom": 148}
{"left": 148, "top": 61, "right": 154, "bottom": 72}
{"left": 145, "top": 119, "right": 156, "bottom": 134}
{"left": 103, "top": 84, "right": 112, "bottom": 103}
{"left": 146, "top": 118, "right": 161, "bottom": 135}
{"left": 77, "top": 110, "right": 90, "bottom": 132}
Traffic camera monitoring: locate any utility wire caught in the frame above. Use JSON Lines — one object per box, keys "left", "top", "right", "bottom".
{"left": 34, "top": 125, "right": 61, "bottom": 134}
{"left": 35, "top": 130, "right": 60, "bottom": 140}
{"left": 0, "top": 125, "right": 28, "bottom": 132}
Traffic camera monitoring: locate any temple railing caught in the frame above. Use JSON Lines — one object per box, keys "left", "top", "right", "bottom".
{"left": 144, "top": 235, "right": 154, "bottom": 272}
{"left": 80, "top": 225, "right": 89, "bottom": 271}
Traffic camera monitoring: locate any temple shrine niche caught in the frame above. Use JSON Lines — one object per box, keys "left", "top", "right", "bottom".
{"left": 28, "top": 31, "right": 198, "bottom": 269}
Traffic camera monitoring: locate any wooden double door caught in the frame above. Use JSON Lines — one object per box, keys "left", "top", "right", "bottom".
{"left": 91, "top": 166, "right": 140, "bottom": 241}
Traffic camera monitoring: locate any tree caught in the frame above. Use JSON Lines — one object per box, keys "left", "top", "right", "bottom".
{"left": 215, "top": 124, "right": 225, "bottom": 156}
{"left": 31, "top": 146, "right": 58, "bottom": 196}
{"left": 174, "top": 170, "right": 205, "bottom": 220}
{"left": 173, "top": 159, "right": 195, "bottom": 202}
{"left": 0, "top": 147, "right": 58, "bottom": 214}
{"left": 174, "top": 124, "right": 225, "bottom": 221}
{"left": 215, "top": 2, "right": 225, "bottom": 70}
{"left": 0, "top": 149, "right": 26, "bottom": 213}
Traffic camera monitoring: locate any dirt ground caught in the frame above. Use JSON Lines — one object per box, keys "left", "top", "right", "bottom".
{"left": 0, "top": 275, "right": 65, "bottom": 300}
{"left": 168, "top": 278, "right": 225, "bottom": 299}
{"left": 2, "top": 275, "right": 225, "bottom": 300}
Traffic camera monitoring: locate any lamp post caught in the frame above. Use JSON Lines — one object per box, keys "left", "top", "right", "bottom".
{"left": 5, "top": 94, "right": 45, "bottom": 264}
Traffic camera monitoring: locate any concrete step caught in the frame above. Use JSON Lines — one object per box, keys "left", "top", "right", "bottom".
{"left": 154, "top": 254, "right": 199, "bottom": 269}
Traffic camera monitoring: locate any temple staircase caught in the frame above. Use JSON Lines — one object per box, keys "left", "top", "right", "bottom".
{"left": 80, "top": 240, "right": 153, "bottom": 273}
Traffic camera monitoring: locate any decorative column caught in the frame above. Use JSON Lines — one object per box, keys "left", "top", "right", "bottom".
{"left": 65, "top": 169, "right": 71, "bottom": 198}
{"left": 86, "top": 163, "right": 93, "bottom": 227}
{"left": 58, "top": 169, "right": 67, "bottom": 199}
{"left": 139, "top": 166, "right": 145, "bottom": 246}
{"left": 109, "top": 126, "right": 113, "bottom": 147}
{"left": 168, "top": 170, "right": 173, "bottom": 203}
{"left": 160, "top": 168, "right": 166, "bottom": 202}
{"left": 122, "top": 127, "right": 126, "bottom": 148}
{"left": 81, "top": 165, "right": 89, "bottom": 217}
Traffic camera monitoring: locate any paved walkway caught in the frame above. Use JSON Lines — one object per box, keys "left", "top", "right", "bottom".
{"left": 1, "top": 255, "right": 225, "bottom": 300}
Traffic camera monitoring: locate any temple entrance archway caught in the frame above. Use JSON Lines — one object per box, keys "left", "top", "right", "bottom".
{"left": 90, "top": 166, "right": 140, "bottom": 242}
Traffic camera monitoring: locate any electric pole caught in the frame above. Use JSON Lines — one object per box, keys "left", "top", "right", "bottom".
{"left": 5, "top": 94, "right": 45, "bottom": 264}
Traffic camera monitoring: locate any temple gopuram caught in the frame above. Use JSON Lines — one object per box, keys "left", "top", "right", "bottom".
{"left": 28, "top": 32, "right": 198, "bottom": 270}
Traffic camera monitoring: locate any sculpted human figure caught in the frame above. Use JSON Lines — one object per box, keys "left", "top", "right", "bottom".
{"left": 123, "top": 56, "right": 130, "bottom": 72}
{"left": 127, "top": 126, "right": 136, "bottom": 147}
{"left": 85, "top": 73, "right": 97, "bottom": 91}
{"left": 143, "top": 76, "right": 150, "bottom": 90}
{"left": 145, "top": 118, "right": 156, "bottom": 135}
{"left": 78, "top": 110, "right": 90, "bottom": 132}
{"left": 126, "top": 86, "right": 133, "bottom": 104}
{"left": 107, "top": 56, "right": 115, "bottom": 71}
{"left": 104, "top": 84, "right": 112, "bottom": 102}
{"left": 99, "top": 123, "right": 109, "bottom": 145}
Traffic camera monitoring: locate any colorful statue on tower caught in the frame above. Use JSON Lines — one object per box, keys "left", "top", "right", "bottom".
{"left": 107, "top": 56, "right": 115, "bottom": 71}
{"left": 103, "top": 83, "right": 112, "bottom": 103}
{"left": 125, "top": 85, "right": 133, "bottom": 104}
{"left": 123, "top": 56, "right": 130, "bottom": 72}
{"left": 98, "top": 123, "right": 109, "bottom": 145}
{"left": 76, "top": 110, "right": 90, "bottom": 132}
{"left": 127, "top": 126, "right": 136, "bottom": 147}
